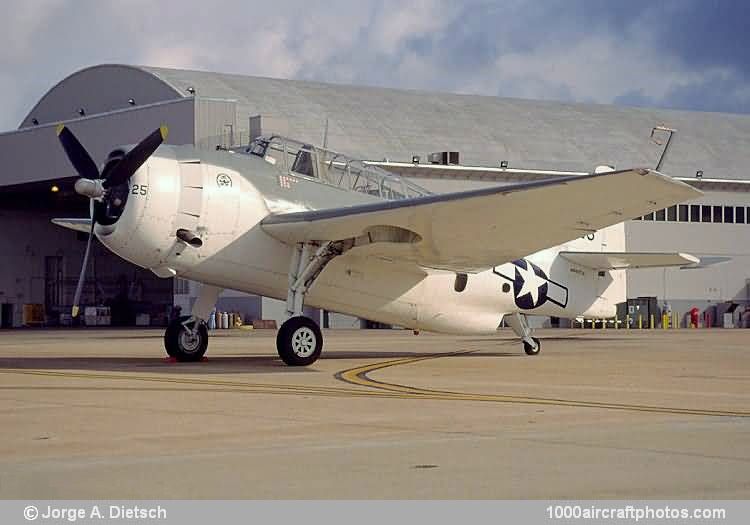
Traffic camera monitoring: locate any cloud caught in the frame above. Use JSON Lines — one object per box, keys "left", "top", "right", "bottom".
{"left": 0, "top": 0, "right": 747, "bottom": 131}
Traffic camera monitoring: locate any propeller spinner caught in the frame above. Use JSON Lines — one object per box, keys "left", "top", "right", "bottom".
{"left": 56, "top": 124, "right": 168, "bottom": 317}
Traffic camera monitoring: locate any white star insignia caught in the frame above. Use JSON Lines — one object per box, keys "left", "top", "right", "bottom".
{"left": 516, "top": 264, "right": 547, "bottom": 306}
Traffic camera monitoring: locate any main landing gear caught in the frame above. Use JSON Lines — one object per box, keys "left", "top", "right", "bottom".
{"left": 162, "top": 240, "right": 347, "bottom": 367}
{"left": 276, "top": 240, "right": 348, "bottom": 366}
{"left": 277, "top": 316, "right": 323, "bottom": 366}
{"left": 505, "top": 312, "right": 541, "bottom": 356}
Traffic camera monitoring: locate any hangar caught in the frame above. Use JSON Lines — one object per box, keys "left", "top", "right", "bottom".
{"left": 1, "top": 64, "right": 749, "bottom": 328}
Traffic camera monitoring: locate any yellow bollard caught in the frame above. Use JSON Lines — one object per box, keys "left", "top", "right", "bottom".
{"left": 650, "top": 314, "right": 655, "bottom": 329}
{"left": 638, "top": 315, "right": 642, "bottom": 329}
{"left": 626, "top": 314, "right": 631, "bottom": 329}
{"left": 662, "top": 313, "right": 668, "bottom": 329}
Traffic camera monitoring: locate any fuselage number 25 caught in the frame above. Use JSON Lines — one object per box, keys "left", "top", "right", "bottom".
{"left": 131, "top": 184, "right": 148, "bottom": 196}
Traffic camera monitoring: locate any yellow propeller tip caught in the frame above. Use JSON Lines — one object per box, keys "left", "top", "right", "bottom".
{"left": 71, "top": 306, "right": 79, "bottom": 318}
{"left": 159, "top": 125, "right": 169, "bottom": 140}
{"left": 56, "top": 124, "right": 65, "bottom": 136}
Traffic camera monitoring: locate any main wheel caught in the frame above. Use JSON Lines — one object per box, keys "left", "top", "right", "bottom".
{"left": 276, "top": 316, "right": 323, "bottom": 366}
{"left": 523, "top": 337, "right": 541, "bottom": 356}
{"left": 164, "top": 315, "right": 208, "bottom": 362}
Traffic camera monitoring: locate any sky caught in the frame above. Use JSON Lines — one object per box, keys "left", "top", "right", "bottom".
{"left": 0, "top": 0, "right": 748, "bottom": 131}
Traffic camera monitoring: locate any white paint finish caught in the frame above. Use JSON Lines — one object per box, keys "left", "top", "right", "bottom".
{"left": 560, "top": 251, "right": 699, "bottom": 269}
{"left": 86, "top": 147, "right": 705, "bottom": 335}
{"left": 263, "top": 169, "right": 700, "bottom": 273}
{"left": 178, "top": 187, "right": 203, "bottom": 216}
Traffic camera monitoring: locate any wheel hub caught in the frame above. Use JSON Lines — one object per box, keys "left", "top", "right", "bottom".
{"left": 178, "top": 327, "right": 201, "bottom": 353}
{"left": 291, "top": 326, "right": 316, "bottom": 357}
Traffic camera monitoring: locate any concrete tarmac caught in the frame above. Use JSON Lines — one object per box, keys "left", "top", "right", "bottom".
{"left": 0, "top": 328, "right": 748, "bottom": 499}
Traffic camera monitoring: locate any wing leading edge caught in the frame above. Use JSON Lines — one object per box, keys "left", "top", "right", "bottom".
{"left": 261, "top": 168, "right": 702, "bottom": 272}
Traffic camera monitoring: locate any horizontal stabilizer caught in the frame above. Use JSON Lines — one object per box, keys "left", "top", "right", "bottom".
{"left": 560, "top": 251, "right": 700, "bottom": 270}
{"left": 51, "top": 218, "right": 92, "bottom": 234}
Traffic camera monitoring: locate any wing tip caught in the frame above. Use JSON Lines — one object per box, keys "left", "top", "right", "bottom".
{"left": 678, "top": 252, "right": 700, "bottom": 263}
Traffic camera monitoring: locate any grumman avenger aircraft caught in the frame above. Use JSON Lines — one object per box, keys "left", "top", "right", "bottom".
{"left": 52, "top": 125, "right": 706, "bottom": 366}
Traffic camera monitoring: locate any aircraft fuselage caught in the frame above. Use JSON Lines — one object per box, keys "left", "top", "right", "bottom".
{"left": 94, "top": 145, "right": 621, "bottom": 334}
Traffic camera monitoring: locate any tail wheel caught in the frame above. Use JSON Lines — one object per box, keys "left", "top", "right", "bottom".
{"left": 277, "top": 316, "right": 323, "bottom": 366}
{"left": 164, "top": 315, "right": 208, "bottom": 361}
{"left": 523, "top": 337, "right": 541, "bottom": 356}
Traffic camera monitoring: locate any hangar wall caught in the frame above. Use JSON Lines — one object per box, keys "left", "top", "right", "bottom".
{"left": 20, "top": 64, "right": 181, "bottom": 128}
{"left": 0, "top": 210, "right": 174, "bottom": 327}
{"left": 0, "top": 94, "right": 241, "bottom": 328}
{"left": 0, "top": 98, "right": 195, "bottom": 187}
{"left": 625, "top": 190, "right": 750, "bottom": 312}
{"left": 2, "top": 63, "right": 750, "bottom": 329}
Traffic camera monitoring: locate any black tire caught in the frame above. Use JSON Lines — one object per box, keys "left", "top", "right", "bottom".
{"left": 276, "top": 316, "right": 323, "bottom": 366}
{"left": 164, "top": 315, "right": 208, "bottom": 362}
{"left": 523, "top": 337, "right": 541, "bottom": 356}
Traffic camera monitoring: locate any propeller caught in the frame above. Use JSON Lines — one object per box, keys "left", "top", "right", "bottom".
{"left": 56, "top": 124, "right": 168, "bottom": 317}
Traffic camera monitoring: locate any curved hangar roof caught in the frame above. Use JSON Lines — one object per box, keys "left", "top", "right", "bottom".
{"left": 22, "top": 64, "right": 750, "bottom": 180}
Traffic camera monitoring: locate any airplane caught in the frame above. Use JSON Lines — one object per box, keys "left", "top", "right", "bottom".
{"left": 51, "top": 125, "right": 706, "bottom": 366}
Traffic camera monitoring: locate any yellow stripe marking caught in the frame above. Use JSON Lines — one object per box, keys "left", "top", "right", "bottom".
{"left": 1, "top": 351, "right": 747, "bottom": 418}
{"left": 335, "top": 351, "right": 750, "bottom": 418}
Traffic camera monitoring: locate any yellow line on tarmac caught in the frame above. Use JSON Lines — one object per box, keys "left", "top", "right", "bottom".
{"left": 2, "top": 353, "right": 749, "bottom": 418}
{"left": 335, "top": 351, "right": 750, "bottom": 418}
{"left": 0, "top": 368, "right": 400, "bottom": 399}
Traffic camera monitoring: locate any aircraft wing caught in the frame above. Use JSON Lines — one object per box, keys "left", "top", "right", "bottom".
{"left": 51, "top": 218, "right": 92, "bottom": 233}
{"left": 559, "top": 251, "right": 700, "bottom": 270}
{"left": 261, "top": 168, "right": 701, "bottom": 272}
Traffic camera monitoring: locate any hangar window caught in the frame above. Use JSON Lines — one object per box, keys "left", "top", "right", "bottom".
{"left": 724, "top": 206, "right": 734, "bottom": 224}
{"left": 655, "top": 209, "right": 666, "bottom": 221}
{"left": 712, "top": 205, "right": 723, "bottom": 223}
{"left": 690, "top": 205, "right": 700, "bottom": 222}
{"left": 174, "top": 278, "right": 191, "bottom": 295}
{"left": 737, "top": 207, "right": 746, "bottom": 224}
{"left": 667, "top": 206, "right": 677, "bottom": 221}
{"left": 701, "top": 205, "right": 712, "bottom": 222}
{"left": 679, "top": 205, "right": 688, "bottom": 222}
{"left": 643, "top": 212, "right": 654, "bottom": 221}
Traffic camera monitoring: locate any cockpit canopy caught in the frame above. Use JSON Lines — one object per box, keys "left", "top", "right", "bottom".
{"left": 244, "top": 135, "right": 431, "bottom": 201}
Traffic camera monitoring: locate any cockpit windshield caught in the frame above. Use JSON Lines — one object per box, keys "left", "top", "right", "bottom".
{"left": 243, "top": 135, "right": 430, "bottom": 200}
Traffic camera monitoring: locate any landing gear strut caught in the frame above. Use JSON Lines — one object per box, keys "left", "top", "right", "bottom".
{"left": 505, "top": 312, "right": 541, "bottom": 356}
{"left": 163, "top": 284, "right": 222, "bottom": 361}
{"left": 277, "top": 241, "right": 348, "bottom": 366}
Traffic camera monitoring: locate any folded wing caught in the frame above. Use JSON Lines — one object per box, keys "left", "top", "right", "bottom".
{"left": 262, "top": 168, "right": 701, "bottom": 272}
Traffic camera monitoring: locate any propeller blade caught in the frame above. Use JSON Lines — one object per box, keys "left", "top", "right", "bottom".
{"left": 104, "top": 126, "right": 168, "bottom": 188}
{"left": 56, "top": 125, "right": 100, "bottom": 180}
{"left": 71, "top": 220, "right": 95, "bottom": 318}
